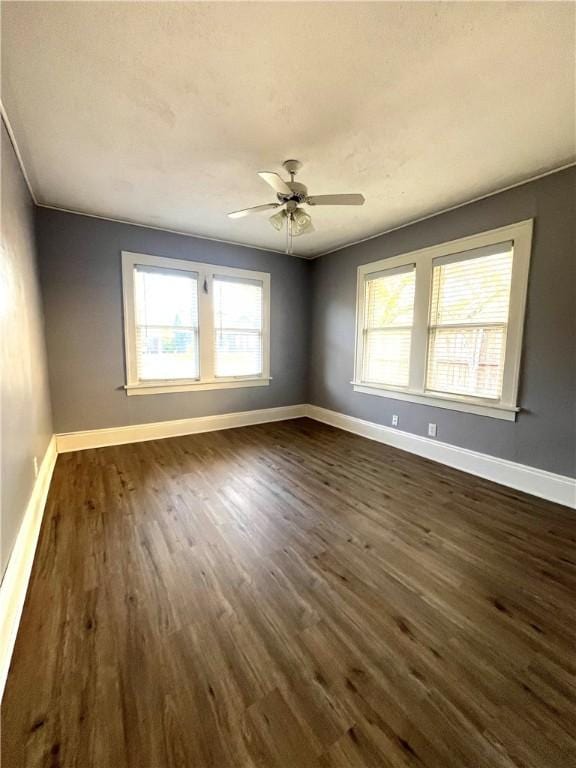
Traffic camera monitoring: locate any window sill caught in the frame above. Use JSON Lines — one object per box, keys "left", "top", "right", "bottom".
{"left": 125, "top": 377, "right": 271, "bottom": 396}
{"left": 351, "top": 381, "right": 519, "bottom": 421}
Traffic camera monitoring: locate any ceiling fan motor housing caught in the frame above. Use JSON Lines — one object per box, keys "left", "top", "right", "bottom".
{"left": 227, "top": 158, "right": 365, "bottom": 253}
{"left": 277, "top": 181, "right": 308, "bottom": 204}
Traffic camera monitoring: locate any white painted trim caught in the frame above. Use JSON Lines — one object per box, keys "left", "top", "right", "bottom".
{"left": 125, "top": 377, "right": 271, "bottom": 396}
{"left": 0, "top": 437, "right": 57, "bottom": 701}
{"left": 2, "top": 405, "right": 572, "bottom": 700}
{"left": 5, "top": 84, "right": 569, "bottom": 265}
{"left": 305, "top": 405, "right": 576, "bottom": 509}
{"left": 351, "top": 383, "right": 518, "bottom": 421}
{"left": 56, "top": 405, "right": 307, "bottom": 453}
{"left": 36, "top": 163, "right": 575, "bottom": 262}
{"left": 36, "top": 204, "right": 310, "bottom": 259}
{"left": 314, "top": 162, "right": 576, "bottom": 259}
{"left": 0, "top": 103, "right": 38, "bottom": 204}
{"left": 55, "top": 403, "right": 575, "bottom": 507}
{"left": 353, "top": 220, "right": 533, "bottom": 420}
{"left": 121, "top": 251, "right": 271, "bottom": 394}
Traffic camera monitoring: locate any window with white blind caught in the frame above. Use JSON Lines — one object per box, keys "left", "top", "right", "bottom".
{"left": 122, "top": 252, "right": 270, "bottom": 395}
{"left": 134, "top": 267, "right": 200, "bottom": 382}
{"left": 213, "top": 277, "right": 264, "bottom": 378}
{"left": 426, "top": 246, "right": 513, "bottom": 400}
{"left": 362, "top": 266, "right": 416, "bottom": 388}
{"left": 354, "top": 220, "right": 533, "bottom": 420}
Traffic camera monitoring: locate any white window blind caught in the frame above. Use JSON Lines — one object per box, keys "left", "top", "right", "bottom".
{"left": 213, "top": 276, "right": 264, "bottom": 378}
{"left": 123, "top": 252, "right": 271, "bottom": 395}
{"left": 354, "top": 221, "right": 532, "bottom": 420}
{"left": 134, "top": 266, "right": 199, "bottom": 381}
{"left": 426, "top": 243, "right": 514, "bottom": 400}
{"left": 362, "top": 265, "right": 416, "bottom": 387}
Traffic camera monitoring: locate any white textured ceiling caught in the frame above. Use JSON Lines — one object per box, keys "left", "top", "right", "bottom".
{"left": 2, "top": 2, "right": 575, "bottom": 258}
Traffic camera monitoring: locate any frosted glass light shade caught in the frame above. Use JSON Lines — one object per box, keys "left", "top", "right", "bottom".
{"left": 269, "top": 210, "right": 287, "bottom": 231}
{"left": 292, "top": 207, "right": 312, "bottom": 236}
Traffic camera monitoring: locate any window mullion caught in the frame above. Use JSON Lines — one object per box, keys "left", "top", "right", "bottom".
{"left": 409, "top": 259, "right": 432, "bottom": 393}
{"left": 198, "top": 270, "right": 215, "bottom": 381}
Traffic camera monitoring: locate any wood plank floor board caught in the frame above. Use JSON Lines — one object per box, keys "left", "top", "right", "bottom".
{"left": 2, "top": 418, "right": 575, "bottom": 767}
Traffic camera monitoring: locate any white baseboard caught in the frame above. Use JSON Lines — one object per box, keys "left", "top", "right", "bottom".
{"left": 55, "top": 403, "right": 575, "bottom": 507}
{"left": 56, "top": 404, "right": 307, "bottom": 453}
{"left": 305, "top": 405, "right": 576, "bottom": 509}
{"left": 0, "top": 435, "right": 57, "bottom": 701}
{"left": 1, "top": 404, "right": 573, "bottom": 702}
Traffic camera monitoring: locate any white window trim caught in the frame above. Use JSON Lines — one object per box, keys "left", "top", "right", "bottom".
{"left": 121, "top": 251, "right": 271, "bottom": 395}
{"left": 352, "top": 219, "right": 534, "bottom": 421}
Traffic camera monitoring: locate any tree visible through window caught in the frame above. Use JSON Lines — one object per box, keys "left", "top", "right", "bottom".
{"left": 363, "top": 266, "right": 415, "bottom": 387}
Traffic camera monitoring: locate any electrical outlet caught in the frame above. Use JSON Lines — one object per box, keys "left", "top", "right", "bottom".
{"left": 392, "top": 414, "right": 399, "bottom": 427}
{"left": 428, "top": 423, "right": 437, "bottom": 438}
{"left": 33, "top": 456, "right": 39, "bottom": 478}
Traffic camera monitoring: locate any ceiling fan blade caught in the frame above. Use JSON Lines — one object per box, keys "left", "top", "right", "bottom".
{"left": 306, "top": 194, "right": 365, "bottom": 206}
{"left": 258, "top": 171, "right": 292, "bottom": 196}
{"left": 228, "top": 203, "right": 280, "bottom": 219}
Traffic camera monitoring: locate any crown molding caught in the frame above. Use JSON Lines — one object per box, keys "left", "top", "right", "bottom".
{"left": 3, "top": 100, "right": 573, "bottom": 262}
{"left": 39, "top": 161, "right": 575, "bottom": 262}
{"left": 2, "top": 101, "right": 307, "bottom": 259}
{"left": 312, "top": 161, "right": 576, "bottom": 259}
{"left": 1, "top": 101, "right": 38, "bottom": 204}
{"left": 36, "top": 204, "right": 309, "bottom": 259}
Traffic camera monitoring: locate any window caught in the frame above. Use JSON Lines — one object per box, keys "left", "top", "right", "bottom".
{"left": 134, "top": 267, "right": 200, "bottom": 381}
{"left": 362, "top": 265, "right": 416, "bottom": 388}
{"left": 426, "top": 246, "right": 513, "bottom": 400}
{"left": 213, "top": 277, "right": 263, "bottom": 378}
{"left": 122, "top": 252, "right": 270, "bottom": 395}
{"left": 354, "top": 220, "right": 533, "bottom": 420}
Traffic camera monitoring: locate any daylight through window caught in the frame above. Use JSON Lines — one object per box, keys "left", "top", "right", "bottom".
{"left": 123, "top": 253, "right": 270, "bottom": 395}
{"left": 353, "top": 221, "right": 533, "bottom": 420}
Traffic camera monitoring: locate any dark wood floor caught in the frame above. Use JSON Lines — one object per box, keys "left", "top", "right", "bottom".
{"left": 2, "top": 418, "right": 575, "bottom": 767}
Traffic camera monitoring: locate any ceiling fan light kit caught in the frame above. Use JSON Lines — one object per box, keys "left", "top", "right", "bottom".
{"left": 227, "top": 159, "right": 365, "bottom": 254}
{"left": 289, "top": 206, "right": 313, "bottom": 237}
{"left": 269, "top": 209, "right": 287, "bottom": 231}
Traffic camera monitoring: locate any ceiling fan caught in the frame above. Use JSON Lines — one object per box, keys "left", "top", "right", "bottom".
{"left": 227, "top": 159, "right": 365, "bottom": 255}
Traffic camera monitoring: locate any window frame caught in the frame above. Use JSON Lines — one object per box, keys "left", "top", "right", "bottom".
{"left": 122, "top": 251, "right": 271, "bottom": 395}
{"left": 352, "top": 220, "right": 534, "bottom": 421}
{"left": 361, "top": 263, "right": 417, "bottom": 389}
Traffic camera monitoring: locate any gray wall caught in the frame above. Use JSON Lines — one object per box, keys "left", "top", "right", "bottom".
{"left": 1, "top": 121, "right": 53, "bottom": 577}
{"left": 309, "top": 167, "right": 576, "bottom": 477}
{"left": 36, "top": 209, "right": 310, "bottom": 433}
{"left": 33, "top": 166, "right": 576, "bottom": 478}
